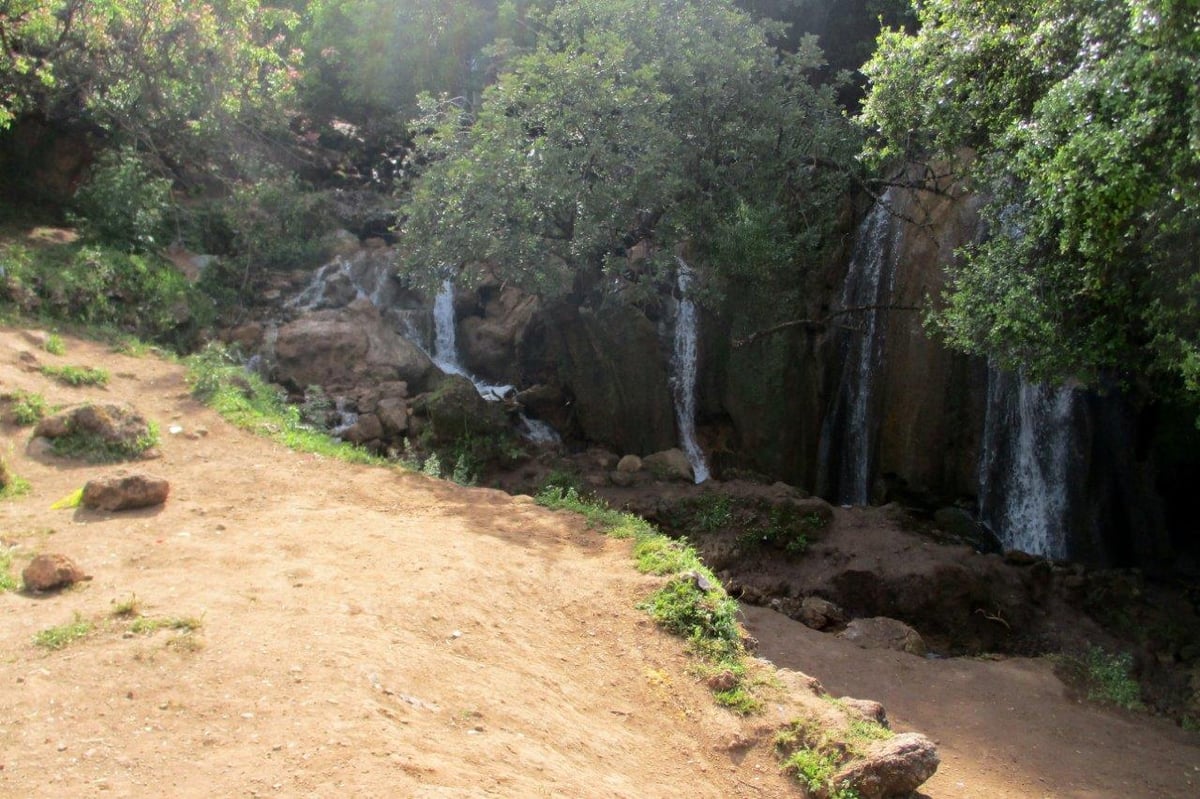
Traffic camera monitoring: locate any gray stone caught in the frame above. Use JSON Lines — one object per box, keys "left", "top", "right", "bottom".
{"left": 798, "top": 596, "right": 847, "bottom": 631}
{"left": 643, "top": 449, "right": 694, "bottom": 482}
{"left": 616, "top": 454, "right": 643, "bottom": 473}
{"left": 838, "top": 617, "right": 928, "bottom": 657}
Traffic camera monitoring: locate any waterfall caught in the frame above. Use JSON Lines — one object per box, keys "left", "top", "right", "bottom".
{"left": 824, "top": 194, "right": 898, "bottom": 505}
{"left": 672, "top": 258, "right": 710, "bottom": 484}
{"left": 432, "top": 280, "right": 560, "bottom": 443}
{"left": 979, "top": 369, "right": 1078, "bottom": 559}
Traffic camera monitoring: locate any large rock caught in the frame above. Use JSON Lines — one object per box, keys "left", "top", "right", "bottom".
{"left": 643, "top": 449, "right": 694, "bottom": 482}
{"left": 838, "top": 616, "right": 927, "bottom": 656}
{"left": 519, "top": 301, "right": 676, "bottom": 455}
{"left": 798, "top": 596, "right": 847, "bottom": 631}
{"left": 33, "top": 403, "right": 155, "bottom": 461}
{"left": 82, "top": 473, "right": 170, "bottom": 511}
{"left": 459, "top": 285, "right": 540, "bottom": 384}
{"left": 411, "top": 374, "right": 509, "bottom": 444}
{"left": 834, "top": 733, "right": 940, "bottom": 799}
{"left": 273, "top": 299, "right": 441, "bottom": 393}
{"left": 22, "top": 553, "right": 91, "bottom": 592}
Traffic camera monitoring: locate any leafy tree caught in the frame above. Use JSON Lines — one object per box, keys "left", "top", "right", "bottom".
{"left": 399, "top": 0, "right": 858, "bottom": 300}
{"left": 0, "top": 1, "right": 299, "bottom": 178}
{"left": 860, "top": 0, "right": 1200, "bottom": 401}
{"left": 298, "top": 0, "right": 544, "bottom": 122}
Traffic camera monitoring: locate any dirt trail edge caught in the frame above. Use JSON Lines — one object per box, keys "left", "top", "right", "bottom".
{"left": 0, "top": 328, "right": 793, "bottom": 798}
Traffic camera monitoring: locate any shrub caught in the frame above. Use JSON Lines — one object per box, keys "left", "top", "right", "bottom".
{"left": 72, "top": 147, "right": 175, "bottom": 252}
{"left": 39, "top": 364, "right": 109, "bottom": 387}
{"left": 4, "top": 390, "right": 47, "bottom": 425}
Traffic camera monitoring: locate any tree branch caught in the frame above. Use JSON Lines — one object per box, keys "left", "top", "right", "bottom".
{"left": 734, "top": 303, "right": 923, "bottom": 348}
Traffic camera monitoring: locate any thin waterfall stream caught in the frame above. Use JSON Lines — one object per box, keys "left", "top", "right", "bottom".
{"left": 672, "top": 258, "right": 710, "bottom": 484}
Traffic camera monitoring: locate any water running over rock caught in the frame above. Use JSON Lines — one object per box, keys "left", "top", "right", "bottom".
{"left": 978, "top": 369, "right": 1079, "bottom": 559}
{"left": 672, "top": 259, "right": 710, "bottom": 484}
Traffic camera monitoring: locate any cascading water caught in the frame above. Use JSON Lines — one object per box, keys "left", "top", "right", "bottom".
{"left": 978, "top": 368, "right": 1078, "bottom": 559}
{"left": 432, "top": 280, "right": 561, "bottom": 443}
{"left": 822, "top": 194, "right": 898, "bottom": 505}
{"left": 672, "top": 258, "right": 710, "bottom": 484}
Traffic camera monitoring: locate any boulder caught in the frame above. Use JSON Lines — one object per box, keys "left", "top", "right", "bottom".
{"left": 22, "top": 553, "right": 91, "bottom": 591}
{"left": 33, "top": 403, "right": 154, "bottom": 460}
{"left": 375, "top": 398, "right": 409, "bottom": 435}
{"left": 616, "top": 454, "right": 643, "bottom": 473}
{"left": 838, "top": 698, "right": 889, "bottom": 728}
{"left": 412, "top": 374, "right": 509, "bottom": 444}
{"left": 459, "top": 285, "right": 540, "bottom": 384}
{"left": 644, "top": 449, "right": 694, "bottom": 482}
{"left": 798, "top": 596, "right": 847, "bottom": 631}
{"left": 341, "top": 413, "right": 383, "bottom": 444}
{"left": 519, "top": 301, "right": 676, "bottom": 455}
{"left": 934, "top": 506, "right": 1002, "bottom": 554}
{"left": 838, "top": 617, "right": 928, "bottom": 657}
{"left": 833, "top": 732, "right": 940, "bottom": 799}
{"left": 273, "top": 299, "right": 441, "bottom": 393}
{"left": 82, "top": 473, "right": 170, "bottom": 511}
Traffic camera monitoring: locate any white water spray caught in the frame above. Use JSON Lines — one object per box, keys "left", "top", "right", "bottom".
{"left": 979, "top": 369, "right": 1076, "bottom": 558}
{"left": 672, "top": 258, "right": 710, "bottom": 484}
{"left": 432, "top": 280, "right": 560, "bottom": 443}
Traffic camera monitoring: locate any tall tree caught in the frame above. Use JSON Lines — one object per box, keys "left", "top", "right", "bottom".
{"left": 399, "top": 0, "right": 858, "bottom": 299}
{"left": 860, "top": 0, "right": 1200, "bottom": 401}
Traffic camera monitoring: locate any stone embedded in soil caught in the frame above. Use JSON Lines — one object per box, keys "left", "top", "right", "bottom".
{"left": 838, "top": 697, "right": 889, "bottom": 727}
{"left": 643, "top": 449, "right": 693, "bottom": 482}
{"left": 22, "top": 553, "right": 92, "bottom": 591}
{"left": 833, "top": 732, "right": 940, "bottom": 799}
{"left": 838, "top": 617, "right": 928, "bottom": 657}
{"left": 33, "top": 402, "right": 153, "bottom": 458}
{"left": 798, "top": 596, "right": 847, "bottom": 631}
{"left": 616, "top": 454, "right": 643, "bottom": 473}
{"left": 82, "top": 473, "right": 170, "bottom": 511}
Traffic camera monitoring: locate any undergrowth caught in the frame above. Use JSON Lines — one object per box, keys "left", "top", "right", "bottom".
{"left": 185, "top": 343, "right": 385, "bottom": 466}
{"left": 535, "top": 484, "right": 760, "bottom": 713}
{"left": 39, "top": 364, "right": 109, "bottom": 387}
{"left": 0, "top": 548, "right": 18, "bottom": 592}
{"left": 4, "top": 389, "right": 48, "bottom": 424}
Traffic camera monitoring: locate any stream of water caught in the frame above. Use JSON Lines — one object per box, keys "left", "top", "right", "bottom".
{"left": 672, "top": 259, "right": 710, "bottom": 484}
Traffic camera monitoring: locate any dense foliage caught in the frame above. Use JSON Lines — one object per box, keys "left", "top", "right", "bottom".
{"left": 860, "top": 0, "right": 1200, "bottom": 399}
{"left": 0, "top": 1, "right": 299, "bottom": 177}
{"left": 399, "top": 0, "right": 858, "bottom": 299}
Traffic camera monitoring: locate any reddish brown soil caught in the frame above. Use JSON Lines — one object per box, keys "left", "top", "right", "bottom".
{"left": 2, "top": 325, "right": 1199, "bottom": 798}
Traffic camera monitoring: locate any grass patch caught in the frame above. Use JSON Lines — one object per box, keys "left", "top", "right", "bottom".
{"left": 130, "top": 615, "right": 203, "bottom": 635}
{"left": 39, "top": 364, "right": 110, "bottom": 387}
{"left": 1082, "top": 646, "right": 1144, "bottom": 710}
{"left": 50, "top": 420, "right": 159, "bottom": 463}
{"left": 4, "top": 389, "right": 48, "bottom": 425}
{"left": 185, "top": 343, "right": 385, "bottom": 466}
{"left": 0, "top": 549, "right": 18, "bottom": 592}
{"left": 44, "top": 333, "right": 66, "bottom": 355}
{"left": 110, "top": 594, "right": 141, "bottom": 618}
{"left": 775, "top": 721, "right": 865, "bottom": 798}
{"left": 33, "top": 612, "right": 94, "bottom": 650}
{"left": 0, "top": 472, "right": 31, "bottom": 500}
{"left": 535, "top": 484, "right": 759, "bottom": 711}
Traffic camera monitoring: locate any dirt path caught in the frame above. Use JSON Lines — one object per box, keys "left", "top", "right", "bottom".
{"left": 743, "top": 605, "right": 1200, "bottom": 798}
{"left": 0, "top": 327, "right": 787, "bottom": 798}
{"left": 3, "top": 325, "right": 1199, "bottom": 798}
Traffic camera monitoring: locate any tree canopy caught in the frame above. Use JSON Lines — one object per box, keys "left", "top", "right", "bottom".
{"left": 0, "top": 1, "right": 299, "bottom": 177}
{"left": 860, "top": 0, "right": 1200, "bottom": 400}
{"left": 398, "top": 0, "right": 858, "bottom": 299}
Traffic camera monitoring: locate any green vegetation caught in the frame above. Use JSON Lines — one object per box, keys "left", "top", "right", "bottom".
{"left": 39, "top": 364, "right": 109, "bottom": 387}
{"left": 110, "top": 594, "right": 142, "bottom": 618}
{"left": 0, "top": 238, "right": 208, "bottom": 349}
{"left": 401, "top": 0, "right": 856, "bottom": 300}
{"left": 50, "top": 419, "right": 159, "bottom": 463}
{"left": 535, "top": 484, "right": 759, "bottom": 713}
{"left": 130, "top": 615, "right": 203, "bottom": 635}
{"left": 33, "top": 613, "right": 94, "bottom": 650}
{"left": 0, "top": 549, "right": 18, "bottom": 592}
{"left": 185, "top": 344, "right": 386, "bottom": 466}
{"left": 44, "top": 334, "right": 66, "bottom": 355}
{"left": 0, "top": 471, "right": 32, "bottom": 500}
{"left": 1083, "top": 646, "right": 1145, "bottom": 710}
{"left": 861, "top": 0, "right": 1200, "bottom": 403}
{"left": 4, "top": 390, "right": 48, "bottom": 425}
{"left": 775, "top": 720, "right": 866, "bottom": 798}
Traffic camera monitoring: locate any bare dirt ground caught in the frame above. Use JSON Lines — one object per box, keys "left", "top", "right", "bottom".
{"left": 2, "top": 324, "right": 1199, "bottom": 798}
